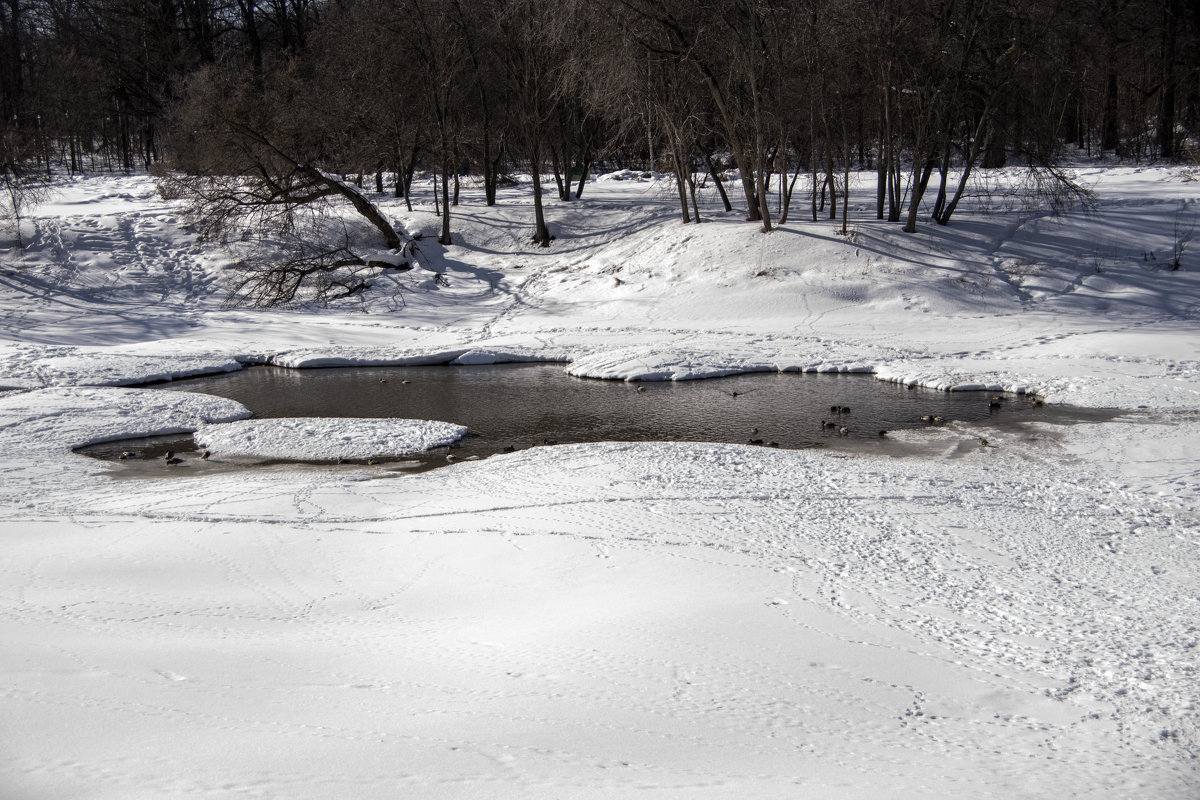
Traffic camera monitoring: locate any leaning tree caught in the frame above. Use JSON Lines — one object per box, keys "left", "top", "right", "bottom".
{"left": 162, "top": 62, "right": 416, "bottom": 306}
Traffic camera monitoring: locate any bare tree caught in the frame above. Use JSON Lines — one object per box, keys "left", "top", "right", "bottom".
{"left": 1, "top": 158, "right": 53, "bottom": 247}
{"left": 162, "top": 63, "right": 413, "bottom": 305}
{"left": 493, "top": 0, "right": 578, "bottom": 246}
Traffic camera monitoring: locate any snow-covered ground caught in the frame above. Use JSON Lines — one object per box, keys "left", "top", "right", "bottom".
{"left": 0, "top": 166, "right": 1197, "bottom": 798}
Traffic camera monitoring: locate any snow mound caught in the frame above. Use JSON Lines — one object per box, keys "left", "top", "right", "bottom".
{"left": 195, "top": 417, "right": 467, "bottom": 460}
{"left": 594, "top": 169, "right": 661, "bottom": 182}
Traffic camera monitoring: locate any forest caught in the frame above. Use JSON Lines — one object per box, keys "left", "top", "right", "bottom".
{"left": 2, "top": 0, "right": 1198, "bottom": 250}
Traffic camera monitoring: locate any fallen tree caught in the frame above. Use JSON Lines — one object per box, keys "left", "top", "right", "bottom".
{"left": 160, "top": 64, "right": 415, "bottom": 306}
{"left": 223, "top": 236, "right": 414, "bottom": 308}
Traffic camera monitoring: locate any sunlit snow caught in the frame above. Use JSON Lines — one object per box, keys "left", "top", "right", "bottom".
{"left": 0, "top": 168, "right": 1197, "bottom": 800}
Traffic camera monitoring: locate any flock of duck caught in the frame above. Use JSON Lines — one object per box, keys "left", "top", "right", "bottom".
{"left": 762, "top": 392, "right": 1044, "bottom": 448}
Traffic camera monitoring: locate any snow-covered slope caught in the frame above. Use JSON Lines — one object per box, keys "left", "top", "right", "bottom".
{"left": 0, "top": 167, "right": 1196, "bottom": 799}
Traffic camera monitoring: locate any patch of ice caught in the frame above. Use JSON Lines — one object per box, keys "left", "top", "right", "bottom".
{"left": 194, "top": 417, "right": 467, "bottom": 460}
{"left": 0, "top": 386, "right": 251, "bottom": 452}
{"left": 11, "top": 353, "right": 243, "bottom": 387}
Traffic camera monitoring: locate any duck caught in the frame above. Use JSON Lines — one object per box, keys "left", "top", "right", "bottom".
{"left": 163, "top": 450, "right": 183, "bottom": 465}
{"left": 989, "top": 398, "right": 1003, "bottom": 409}
{"left": 821, "top": 420, "right": 838, "bottom": 429}
{"left": 200, "top": 450, "right": 211, "bottom": 460}
{"left": 543, "top": 438, "right": 558, "bottom": 446}
{"left": 747, "top": 438, "right": 764, "bottom": 445}
{"left": 446, "top": 454, "right": 459, "bottom": 463}
{"left": 838, "top": 427, "right": 850, "bottom": 436}
{"left": 1030, "top": 397, "right": 1045, "bottom": 407}
{"left": 767, "top": 441, "right": 780, "bottom": 448}
{"left": 502, "top": 445, "right": 516, "bottom": 453}
{"left": 978, "top": 437, "right": 990, "bottom": 447}
{"left": 118, "top": 450, "right": 137, "bottom": 460}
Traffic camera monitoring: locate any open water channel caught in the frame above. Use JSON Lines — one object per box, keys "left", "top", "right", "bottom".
{"left": 79, "top": 363, "right": 1117, "bottom": 474}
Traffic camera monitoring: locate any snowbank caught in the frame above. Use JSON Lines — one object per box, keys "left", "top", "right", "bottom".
{"left": 567, "top": 347, "right": 876, "bottom": 381}
{"left": 268, "top": 346, "right": 470, "bottom": 369}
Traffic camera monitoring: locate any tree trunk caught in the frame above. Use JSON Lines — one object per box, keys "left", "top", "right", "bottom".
{"left": 674, "top": 156, "right": 691, "bottom": 223}
{"left": 876, "top": 139, "right": 886, "bottom": 220}
{"left": 935, "top": 114, "right": 992, "bottom": 226}
{"left": 483, "top": 128, "right": 498, "bottom": 205}
{"left": 687, "top": 170, "right": 701, "bottom": 223}
{"left": 439, "top": 160, "right": 452, "bottom": 245}
{"left": 692, "top": 62, "right": 761, "bottom": 220}
{"left": 1158, "top": 0, "right": 1180, "bottom": 159}
{"left": 779, "top": 162, "right": 800, "bottom": 225}
{"left": 701, "top": 146, "right": 733, "bottom": 212}
{"left": 887, "top": 142, "right": 901, "bottom": 222}
{"left": 903, "top": 156, "right": 936, "bottom": 233}
{"left": 531, "top": 144, "right": 552, "bottom": 246}
{"left": 574, "top": 151, "right": 592, "bottom": 199}
{"left": 296, "top": 163, "right": 401, "bottom": 250}
{"left": 486, "top": 135, "right": 505, "bottom": 207}
{"left": 550, "top": 145, "right": 569, "bottom": 202}
{"left": 826, "top": 150, "right": 837, "bottom": 221}
{"left": 932, "top": 139, "right": 951, "bottom": 221}
{"left": 841, "top": 144, "right": 850, "bottom": 236}
{"left": 1102, "top": 70, "right": 1120, "bottom": 154}
{"left": 552, "top": 146, "right": 571, "bottom": 205}
{"left": 811, "top": 143, "right": 819, "bottom": 222}
{"left": 756, "top": 161, "right": 773, "bottom": 233}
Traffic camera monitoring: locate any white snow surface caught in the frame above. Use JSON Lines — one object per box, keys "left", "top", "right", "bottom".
{"left": 0, "top": 168, "right": 1198, "bottom": 799}
{"left": 0, "top": 385, "right": 251, "bottom": 451}
{"left": 194, "top": 417, "right": 467, "bottom": 460}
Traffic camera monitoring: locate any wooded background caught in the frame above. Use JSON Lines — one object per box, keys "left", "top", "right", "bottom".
{"left": 2, "top": 0, "right": 1197, "bottom": 235}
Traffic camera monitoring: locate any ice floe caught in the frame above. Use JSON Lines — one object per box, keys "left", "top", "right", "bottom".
{"left": 194, "top": 417, "right": 467, "bottom": 460}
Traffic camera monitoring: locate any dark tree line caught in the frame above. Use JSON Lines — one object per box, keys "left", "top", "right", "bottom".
{"left": 4, "top": 0, "right": 1199, "bottom": 257}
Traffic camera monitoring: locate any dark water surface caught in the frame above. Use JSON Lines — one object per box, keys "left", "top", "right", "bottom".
{"left": 80, "top": 363, "right": 1119, "bottom": 473}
